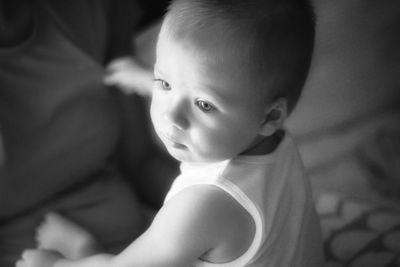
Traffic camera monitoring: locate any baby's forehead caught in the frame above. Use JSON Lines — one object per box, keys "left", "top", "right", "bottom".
{"left": 159, "top": 22, "right": 251, "bottom": 62}
{"left": 158, "top": 35, "right": 248, "bottom": 77}
{"left": 164, "top": 14, "right": 247, "bottom": 41}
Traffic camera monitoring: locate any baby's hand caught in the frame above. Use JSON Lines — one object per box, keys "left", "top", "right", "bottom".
{"left": 16, "top": 249, "right": 63, "bottom": 267}
{"left": 104, "top": 56, "right": 153, "bottom": 97}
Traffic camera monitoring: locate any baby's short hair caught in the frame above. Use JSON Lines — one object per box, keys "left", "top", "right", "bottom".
{"left": 163, "top": 0, "right": 315, "bottom": 113}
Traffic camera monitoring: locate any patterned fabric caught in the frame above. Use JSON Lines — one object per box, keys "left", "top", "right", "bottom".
{"left": 316, "top": 193, "right": 400, "bottom": 267}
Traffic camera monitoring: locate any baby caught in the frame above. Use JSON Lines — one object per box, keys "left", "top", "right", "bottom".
{"left": 17, "top": 0, "right": 323, "bottom": 266}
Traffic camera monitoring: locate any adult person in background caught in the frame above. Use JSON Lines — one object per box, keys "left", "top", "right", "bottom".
{"left": 0, "top": 1, "right": 177, "bottom": 266}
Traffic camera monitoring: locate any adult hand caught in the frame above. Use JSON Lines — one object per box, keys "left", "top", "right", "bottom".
{"left": 104, "top": 56, "right": 154, "bottom": 97}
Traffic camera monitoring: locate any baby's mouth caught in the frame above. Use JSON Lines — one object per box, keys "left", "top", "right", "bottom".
{"left": 161, "top": 132, "right": 187, "bottom": 149}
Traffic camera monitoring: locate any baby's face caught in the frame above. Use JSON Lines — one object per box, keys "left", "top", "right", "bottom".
{"left": 150, "top": 32, "right": 268, "bottom": 163}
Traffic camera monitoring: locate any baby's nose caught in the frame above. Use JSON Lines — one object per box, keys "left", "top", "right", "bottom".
{"left": 162, "top": 101, "right": 189, "bottom": 130}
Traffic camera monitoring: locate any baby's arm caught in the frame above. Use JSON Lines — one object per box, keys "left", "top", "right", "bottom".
{"left": 17, "top": 187, "right": 207, "bottom": 267}
{"left": 109, "top": 185, "right": 254, "bottom": 267}
{"left": 19, "top": 185, "right": 253, "bottom": 267}
{"left": 109, "top": 186, "right": 219, "bottom": 267}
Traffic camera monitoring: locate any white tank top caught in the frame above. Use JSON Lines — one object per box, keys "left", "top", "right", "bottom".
{"left": 164, "top": 133, "right": 323, "bottom": 267}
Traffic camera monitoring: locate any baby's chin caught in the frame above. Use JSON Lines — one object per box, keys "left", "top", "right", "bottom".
{"left": 164, "top": 142, "right": 233, "bottom": 163}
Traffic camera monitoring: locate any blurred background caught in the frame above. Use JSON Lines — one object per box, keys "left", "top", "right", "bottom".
{"left": 285, "top": 0, "right": 400, "bottom": 207}
{"left": 274, "top": 2, "right": 400, "bottom": 264}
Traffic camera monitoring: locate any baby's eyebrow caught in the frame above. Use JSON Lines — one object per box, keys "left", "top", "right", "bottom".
{"left": 153, "top": 68, "right": 172, "bottom": 84}
{"left": 197, "top": 84, "right": 228, "bottom": 104}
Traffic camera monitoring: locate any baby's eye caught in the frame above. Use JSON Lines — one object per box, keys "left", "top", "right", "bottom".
{"left": 195, "top": 99, "right": 216, "bottom": 113}
{"left": 153, "top": 78, "right": 171, "bottom": 90}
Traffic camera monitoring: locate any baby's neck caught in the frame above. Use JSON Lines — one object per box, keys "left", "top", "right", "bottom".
{"left": 240, "top": 131, "right": 283, "bottom": 156}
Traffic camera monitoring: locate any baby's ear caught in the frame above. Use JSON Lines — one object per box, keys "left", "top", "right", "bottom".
{"left": 258, "top": 98, "right": 287, "bottom": 136}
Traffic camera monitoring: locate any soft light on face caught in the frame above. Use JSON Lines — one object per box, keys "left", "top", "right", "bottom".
{"left": 150, "top": 29, "right": 268, "bottom": 163}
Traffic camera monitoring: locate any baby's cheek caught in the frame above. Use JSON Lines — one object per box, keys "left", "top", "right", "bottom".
{"left": 149, "top": 101, "right": 161, "bottom": 128}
